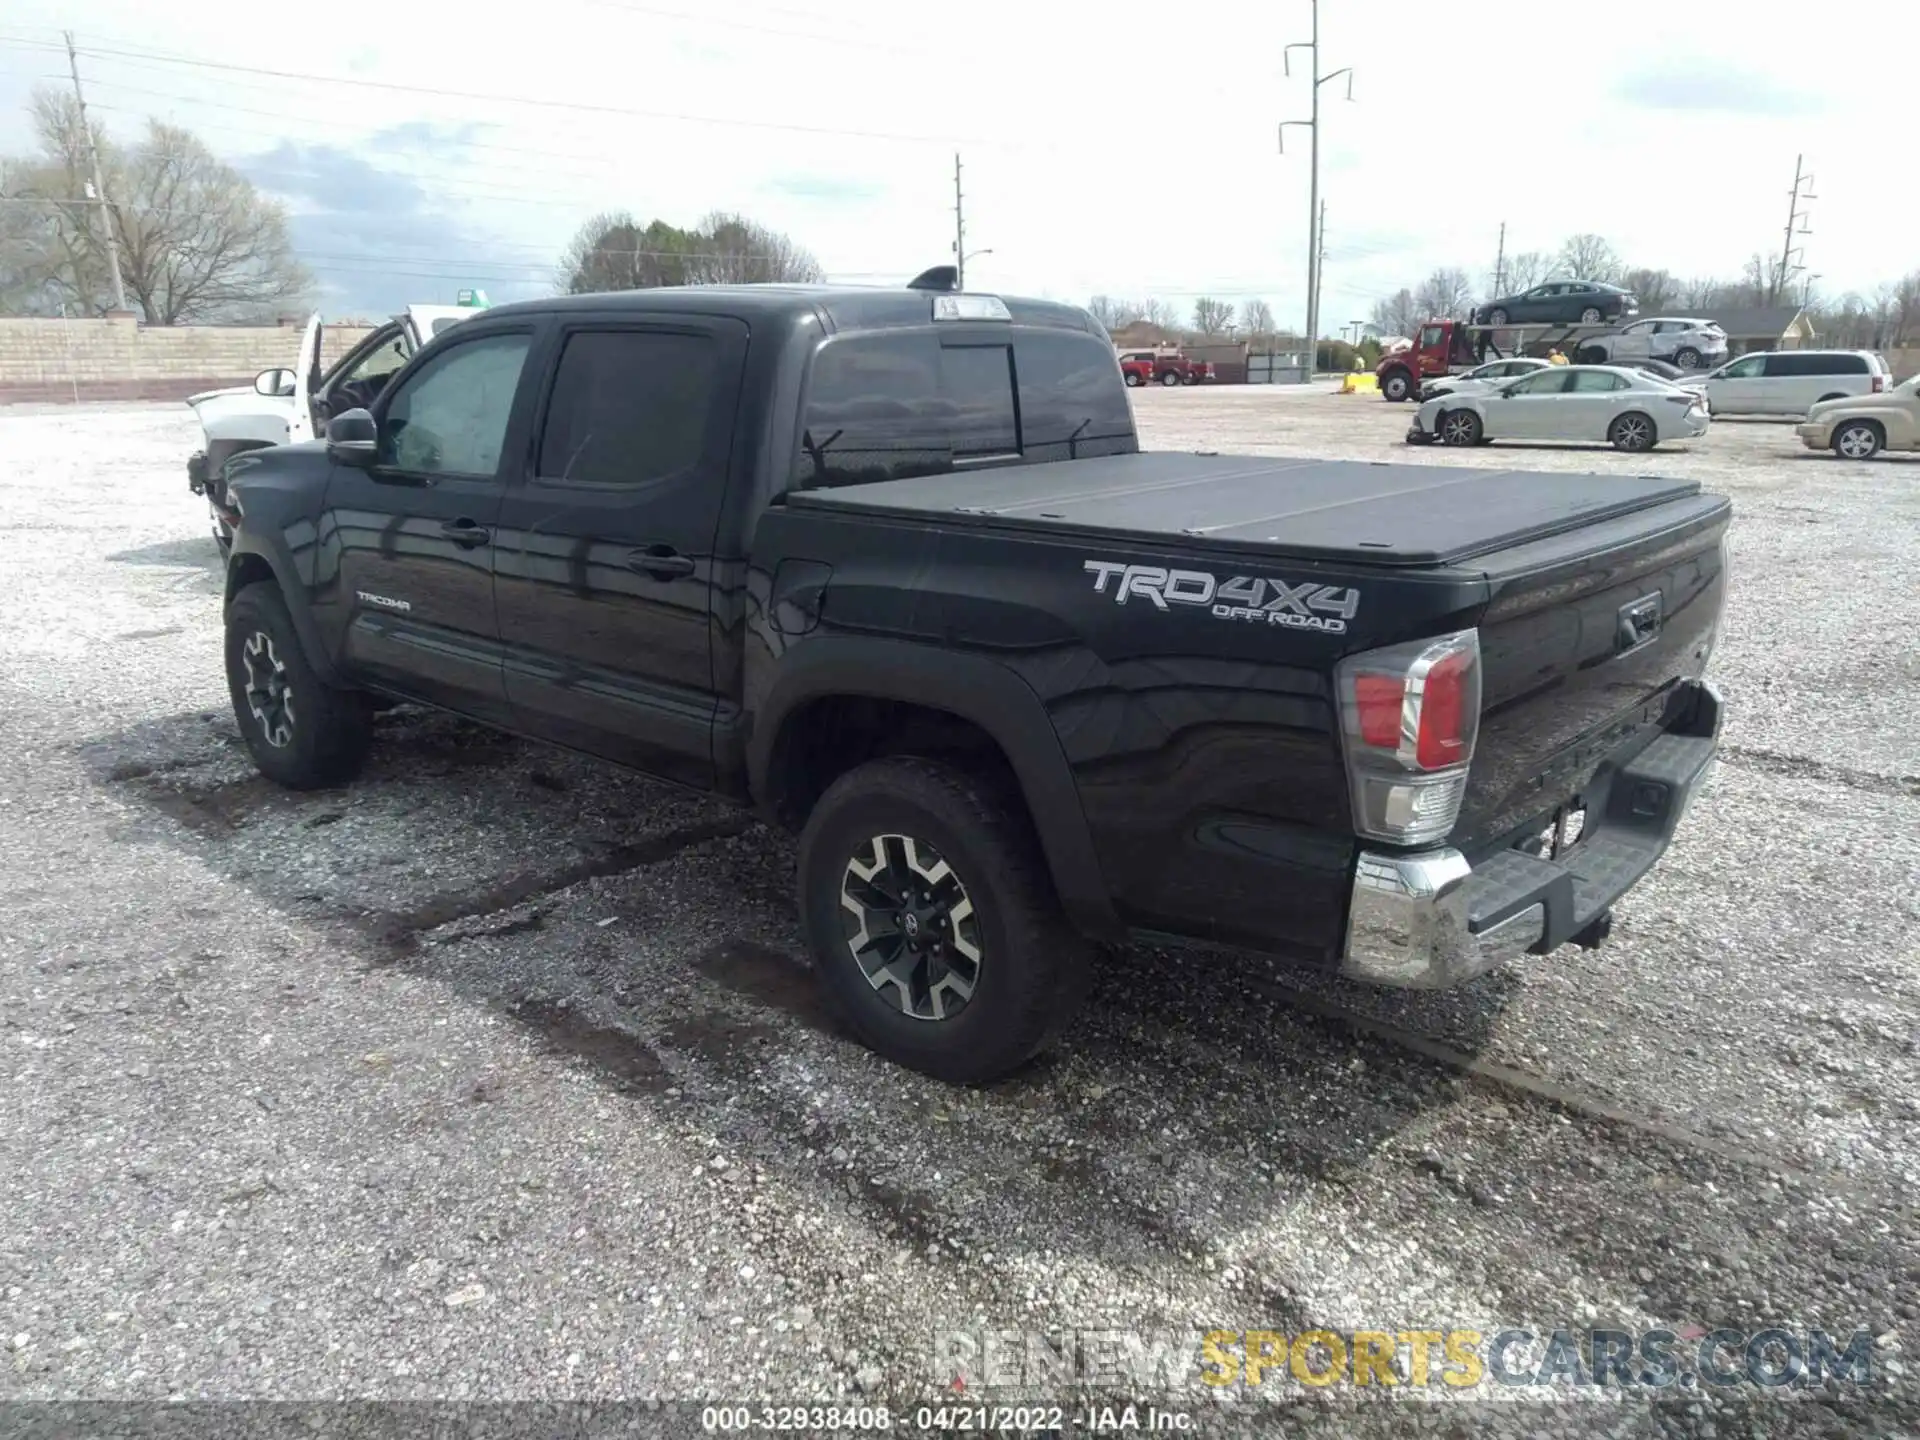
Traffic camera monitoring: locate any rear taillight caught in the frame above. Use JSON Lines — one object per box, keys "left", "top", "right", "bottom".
{"left": 1872, "top": 375, "right": 1886, "bottom": 393}
{"left": 1336, "top": 630, "right": 1482, "bottom": 847}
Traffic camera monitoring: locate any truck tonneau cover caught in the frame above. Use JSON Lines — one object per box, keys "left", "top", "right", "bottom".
{"left": 785, "top": 453, "right": 1703, "bottom": 568}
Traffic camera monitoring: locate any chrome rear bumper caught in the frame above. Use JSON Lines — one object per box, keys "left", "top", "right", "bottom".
{"left": 1340, "top": 680, "right": 1722, "bottom": 988}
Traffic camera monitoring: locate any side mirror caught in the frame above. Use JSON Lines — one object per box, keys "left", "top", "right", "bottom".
{"left": 255, "top": 367, "right": 297, "bottom": 398}
{"left": 325, "top": 408, "right": 378, "bottom": 469}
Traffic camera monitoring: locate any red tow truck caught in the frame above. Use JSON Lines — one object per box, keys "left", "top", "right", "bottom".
{"left": 1375, "top": 319, "right": 1618, "bottom": 402}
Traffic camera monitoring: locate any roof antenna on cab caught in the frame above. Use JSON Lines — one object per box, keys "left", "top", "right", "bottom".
{"left": 907, "top": 265, "right": 960, "bottom": 293}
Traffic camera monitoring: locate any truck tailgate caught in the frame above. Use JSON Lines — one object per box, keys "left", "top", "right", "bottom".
{"left": 1451, "top": 491, "right": 1731, "bottom": 856}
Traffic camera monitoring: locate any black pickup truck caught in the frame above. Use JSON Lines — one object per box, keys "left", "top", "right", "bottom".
{"left": 218, "top": 279, "right": 1730, "bottom": 1082}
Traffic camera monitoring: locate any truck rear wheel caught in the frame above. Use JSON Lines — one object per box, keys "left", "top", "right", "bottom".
{"left": 797, "top": 756, "right": 1090, "bottom": 1084}
{"left": 1160, "top": 370, "right": 1181, "bottom": 387}
{"left": 224, "top": 583, "right": 373, "bottom": 790}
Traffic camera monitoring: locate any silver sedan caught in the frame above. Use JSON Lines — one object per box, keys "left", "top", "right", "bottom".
{"left": 1408, "top": 365, "right": 1712, "bottom": 452}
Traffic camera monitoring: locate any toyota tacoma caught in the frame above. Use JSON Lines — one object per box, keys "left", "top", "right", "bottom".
{"left": 216, "top": 275, "right": 1731, "bottom": 1082}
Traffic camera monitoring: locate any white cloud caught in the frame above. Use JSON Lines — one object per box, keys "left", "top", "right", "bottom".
{"left": 1, "top": 0, "right": 1909, "bottom": 327}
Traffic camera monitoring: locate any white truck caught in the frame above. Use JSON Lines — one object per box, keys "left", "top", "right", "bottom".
{"left": 187, "top": 304, "right": 478, "bottom": 554}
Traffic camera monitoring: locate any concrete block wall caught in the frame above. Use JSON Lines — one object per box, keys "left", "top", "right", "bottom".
{"left": 0, "top": 316, "right": 375, "bottom": 404}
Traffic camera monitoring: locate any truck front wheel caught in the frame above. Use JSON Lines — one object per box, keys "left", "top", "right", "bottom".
{"left": 797, "top": 756, "right": 1090, "bottom": 1084}
{"left": 224, "top": 583, "right": 373, "bottom": 790}
{"left": 1381, "top": 370, "right": 1413, "bottom": 402}
{"left": 1160, "top": 370, "right": 1181, "bottom": 387}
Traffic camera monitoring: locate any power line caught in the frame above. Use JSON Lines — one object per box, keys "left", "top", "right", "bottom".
{"left": 44, "top": 38, "right": 993, "bottom": 149}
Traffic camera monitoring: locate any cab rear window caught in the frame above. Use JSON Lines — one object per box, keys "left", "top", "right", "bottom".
{"left": 794, "top": 329, "right": 1137, "bottom": 489}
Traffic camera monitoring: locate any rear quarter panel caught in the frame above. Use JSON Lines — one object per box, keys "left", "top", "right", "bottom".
{"left": 747, "top": 506, "right": 1488, "bottom": 960}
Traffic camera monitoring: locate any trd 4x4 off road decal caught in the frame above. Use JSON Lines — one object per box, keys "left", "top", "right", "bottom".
{"left": 1081, "top": 560, "right": 1359, "bottom": 634}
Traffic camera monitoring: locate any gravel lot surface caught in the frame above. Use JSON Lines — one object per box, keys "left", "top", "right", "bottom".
{"left": 1, "top": 390, "right": 1915, "bottom": 1436}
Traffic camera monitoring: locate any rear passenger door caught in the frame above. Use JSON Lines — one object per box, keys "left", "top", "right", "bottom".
{"left": 492, "top": 316, "right": 748, "bottom": 787}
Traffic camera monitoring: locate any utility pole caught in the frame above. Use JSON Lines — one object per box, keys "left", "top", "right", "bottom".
{"left": 1493, "top": 221, "right": 1507, "bottom": 296}
{"left": 1311, "top": 199, "right": 1327, "bottom": 368}
{"left": 1773, "top": 154, "right": 1815, "bottom": 307}
{"left": 952, "top": 153, "right": 966, "bottom": 291}
{"left": 63, "top": 32, "right": 128, "bottom": 315}
{"left": 1280, "top": 0, "right": 1353, "bottom": 358}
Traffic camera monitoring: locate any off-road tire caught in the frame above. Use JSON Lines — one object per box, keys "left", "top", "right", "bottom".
{"left": 797, "top": 756, "right": 1091, "bottom": 1084}
{"left": 224, "top": 582, "right": 373, "bottom": 790}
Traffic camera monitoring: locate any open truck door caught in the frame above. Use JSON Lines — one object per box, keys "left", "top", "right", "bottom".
{"left": 283, "top": 313, "right": 324, "bottom": 445}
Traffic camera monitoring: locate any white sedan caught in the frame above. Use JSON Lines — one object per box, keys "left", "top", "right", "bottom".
{"left": 1408, "top": 364, "right": 1711, "bottom": 453}
{"left": 1418, "top": 356, "right": 1553, "bottom": 401}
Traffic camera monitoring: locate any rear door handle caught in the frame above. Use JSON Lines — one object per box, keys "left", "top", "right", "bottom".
{"left": 626, "top": 545, "right": 695, "bottom": 579}
{"left": 439, "top": 518, "right": 491, "bottom": 548}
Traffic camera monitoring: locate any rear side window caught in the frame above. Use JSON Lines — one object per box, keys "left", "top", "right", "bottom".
{"left": 536, "top": 330, "right": 719, "bottom": 487}
{"left": 794, "top": 329, "right": 1137, "bottom": 489}
{"left": 1569, "top": 370, "right": 1627, "bottom": 392}
{"left": 1766, "top": 353, "right": 1865, "bottom": 377}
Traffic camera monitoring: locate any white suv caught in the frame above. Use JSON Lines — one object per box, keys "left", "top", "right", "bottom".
{"left": 1692, "top": 349, "right": 1892, "bottom": 418}
{"left": 1576, "top": 317, "right": 1728, "bottom": 371}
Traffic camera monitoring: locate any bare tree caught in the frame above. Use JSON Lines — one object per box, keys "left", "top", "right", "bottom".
{"left": 1556, "top": 234, "right": 1621, "bottom": 283}
{"left": 1675, "top": 275, "right": 1733, "bottom": 309}
{"left": 1621, "top": 267, "right": 1677, "bottom": 313}
{"left": 1086, "top": 295, "right": 1126, "bottom": 331}
{"left": 1414, "top": 267, "right": 1474, "bottom": 321}
{"left": 1499, "top": 250, "right": 1549, "bottom": 295}
{"left": 3, "top": 89, "right": 308, "bottom": 322}
{"left": 1192, "top": 296, "right": 1233, "bottom": 335}
{"left": 1368, "top": 287, "right": 1420, "bottom": 338}
{"left": 1239, "top": 297, "right": 1275, "bottom": 335}
{"left": 688, "top": 212, "right": 823, "bottom": 285}
{"left": 1140, "top": 297, "right": 1180, "bottom": 330}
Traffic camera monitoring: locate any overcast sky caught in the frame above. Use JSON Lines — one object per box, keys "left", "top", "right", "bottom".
{"left": 1, "top": 2, "right": 1909, "bottom": 328}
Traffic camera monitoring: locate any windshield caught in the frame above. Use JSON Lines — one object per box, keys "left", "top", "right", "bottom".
{"left": 793, "top": 328, "right": 1136, "bottom": 489}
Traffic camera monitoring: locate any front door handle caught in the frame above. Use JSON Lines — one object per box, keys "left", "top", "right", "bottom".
{"left": 626, "top": 545, "right": 695, "bottom": 579}
{"left": 439, "top": 518, "right": 491, "bottom": 548}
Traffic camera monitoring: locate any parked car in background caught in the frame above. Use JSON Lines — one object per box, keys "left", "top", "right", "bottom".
{"left": 1409, "top": 364, "right": 1710, "bottom": 452}
{"left": 187, "top": 304, "right": 480, "bottom": 554}
{"left": 1473, "top": 280, "right": 1639, "bottom": 327}
{"left": 1150, "top": 353, "right": 1210, "bottom": 386}
{"left": 1619, "top": 359, "right": 1695, "bottom": 384}
{"left": 1797, "top": 372, "right": 1920, "bottom": 458}
{"left": 1692, "top": 350, "right": 1893, "bottom": 418}
{"left": 1419, "top": 356, "right": 1552, "bottom": 401}
{"left": 1575, "top": 317, "right": 1728, "bottom": 371}
{"left": 1118, "top": 351, "right": 1158, "bottom": 387}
